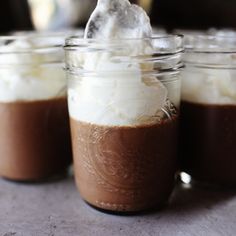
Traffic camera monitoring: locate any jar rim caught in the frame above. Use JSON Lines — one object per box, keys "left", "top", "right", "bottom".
{"left": 64, "top": 34, "right": 184, "bottom": 75}
{"left": 65, "top": 34, "right": 183, "bottom": 41}
{"left": 64, "top": 34, "right": 184, "bottom": 53}
{"left": 0, "top": 33, "right": 69, "bottom": 65}
{"left": 184, "top": 34, "right": 236, "bottom": 53}
{"left": 0, "top": 31, "right": 83, "bottom": 53}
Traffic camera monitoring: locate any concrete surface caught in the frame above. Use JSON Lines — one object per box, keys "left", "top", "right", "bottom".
{"left": 0, "top": 175, "right": 236, "bottom": 236}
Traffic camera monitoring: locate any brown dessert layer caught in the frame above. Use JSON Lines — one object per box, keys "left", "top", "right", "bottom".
{"left": 0, "top": 97, "right": 72, "bottom": 181}
{"left": 180, "top": 100, "right": 236, "bottom": 185}
{"left": 70, "top": 117, "right": 178, "bottom": 212}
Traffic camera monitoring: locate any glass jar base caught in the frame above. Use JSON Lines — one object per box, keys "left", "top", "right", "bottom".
{"left": 1, "top": 168, "right": 70, "bottom": 184}
{"left": 84, "top": 200, "right": 167, "bottom": 216}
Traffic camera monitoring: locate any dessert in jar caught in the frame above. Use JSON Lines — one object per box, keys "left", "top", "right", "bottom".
{"left": 180, "top": 34, "right": 236, "bottom": 186}
{"left": 65, "top": 0, "right": 183, "bottom": 213}
{"left": 0, "top": 34, "right": 72, "bottom": 182}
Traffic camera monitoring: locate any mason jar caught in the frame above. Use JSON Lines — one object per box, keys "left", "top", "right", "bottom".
{"left": 64, "top": 35, "right": 183, "bottom": 213}
{"left": 0, "top": 34, "right": 72, "bottom": 182}
{"left": 180, "top": 35, "right": 236, "bottom": 186}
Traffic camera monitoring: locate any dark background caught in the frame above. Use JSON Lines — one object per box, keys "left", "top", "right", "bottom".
{"left": 150, "top": 0, "right": 236, "bottom": 30}
{"left": 0, "top": 0, "right": 236, "bottom": 33}
{"left": 0, "top": 1, "right": 33, "bottom": 33}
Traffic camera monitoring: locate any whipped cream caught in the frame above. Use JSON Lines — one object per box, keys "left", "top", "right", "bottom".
{"left": 0, "top": 36, "right": 66, "bottom": 102}
{"left": 68, "top": 0, "right": 170, "bottom": 126}
{"left": 182, "top": 56, "right": 236, "bottom": 105}
{"left": 68, "top": 75, "right": 167, "bottom": 126}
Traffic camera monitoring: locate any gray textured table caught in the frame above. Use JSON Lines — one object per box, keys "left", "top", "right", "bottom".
{"left": 0, "top": 175, "right": 236, "bottom": 236}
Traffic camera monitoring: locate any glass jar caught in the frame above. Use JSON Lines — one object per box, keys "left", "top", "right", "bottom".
{"left": 0, "top": 34, "right": 72, "bottom": 182}
{"left": 180, "top": 35, "right": 236, "bottom": 186}
{"left": 64, "top": 35, "right": 183, "bottom": 213}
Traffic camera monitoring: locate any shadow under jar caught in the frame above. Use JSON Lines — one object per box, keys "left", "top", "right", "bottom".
{"left": 0, "top": 35, "right": 72, "bottom": 182}
{"left": 64, "top": 35, "right": 184, "bottom": 213}
{"left": 180, "top": 35, "right": 236, "bottom": 187}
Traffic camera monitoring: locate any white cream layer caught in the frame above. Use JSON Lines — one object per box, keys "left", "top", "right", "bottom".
{"left": 68, "top": 0, "right": 170, "bottom": 126}
{"left": 182, "top": 67, "right": 236, "bottom": 105}
{"left": 0, "top": 38, "right": 66, "bottom": 102}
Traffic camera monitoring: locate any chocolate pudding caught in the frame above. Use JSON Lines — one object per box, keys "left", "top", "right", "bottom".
{"left": 70, "top": 116, "right": 178, "bottom": 212}
{"left": 0, "top": 97, "right": 72, "bottom": 181}
{"left": 180, "top": 100, "right": 236, "bottom": 185}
